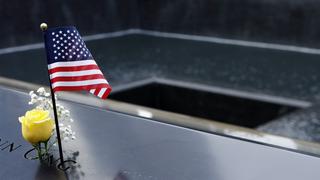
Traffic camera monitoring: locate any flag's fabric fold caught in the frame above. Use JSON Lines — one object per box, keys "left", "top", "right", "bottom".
{"left": 44, "top": 26, "right": 111, "bottom": 99}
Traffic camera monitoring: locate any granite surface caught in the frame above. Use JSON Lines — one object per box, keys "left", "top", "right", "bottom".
{"left": 0, "top": 34, "right": 320, "bottom": 143}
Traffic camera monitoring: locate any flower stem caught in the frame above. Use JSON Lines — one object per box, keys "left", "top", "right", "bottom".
{"left": 36, "top": 143, "right": 43, "bottom": 161}
{"left": 44, "top": 141, "right": 48, "bottom": 155}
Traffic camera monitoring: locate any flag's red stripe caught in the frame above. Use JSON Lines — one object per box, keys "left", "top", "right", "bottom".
{"left": 48, "top": 61, "right": 112, "bottom": 99}
{"left": 101, "top": 88, "right": 112, "bottom": 99}
{"left": 53, "top": 84, "right": 111, "bottom": 92}
{"left": 49, "top": 64, "right": 99, "bottom": 74}
{"left": 50, "top": 74, "right": 106, "bottom": 83}
{"left": 94, "top": 88, "right": 101, "bottom": 96}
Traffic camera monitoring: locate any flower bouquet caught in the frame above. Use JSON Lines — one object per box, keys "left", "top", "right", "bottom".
{"left": 18, "top": 87, "right": 75, "bottom": 164}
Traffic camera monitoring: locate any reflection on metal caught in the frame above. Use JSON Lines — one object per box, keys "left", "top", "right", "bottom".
{"left": 137, "top": 109, "right": 153, "bottom": 118}
{"left": 1, "top": 76, "right": 320, "bottom": 156}
{"left": 223, "top": 129, "right": 298, "bottom": 149}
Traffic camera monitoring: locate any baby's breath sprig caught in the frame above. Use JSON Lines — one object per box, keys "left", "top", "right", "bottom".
{"left": 28, "top": 87, "right": 76, "bottom": 145}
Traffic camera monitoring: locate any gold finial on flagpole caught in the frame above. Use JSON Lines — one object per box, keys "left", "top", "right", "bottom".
{"left": 40, "top": 23, "right": 48, "bottom": 31}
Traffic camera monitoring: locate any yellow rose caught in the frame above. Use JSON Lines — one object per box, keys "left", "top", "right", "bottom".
{"left": 19, "top": 109, "right": 54, "bottom": 144}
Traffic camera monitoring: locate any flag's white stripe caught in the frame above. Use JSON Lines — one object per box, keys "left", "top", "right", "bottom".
{"left": 48, "top": 60, "right": 97, "bottom": 70}
{"left": 50, "top": 69, "right": 103, "bottom": 79}
{"left": 90, "top": 89, "right": 96, "bottom": 94}
{"left": 52, "top": 79, "right": 108, "bottom": 88}
{"left": 97, "top": 88, "right": 107, "bottom": 97}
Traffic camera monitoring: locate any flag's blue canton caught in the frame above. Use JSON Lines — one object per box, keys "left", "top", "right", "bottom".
{"left": 45, "top": 26, "right": 93, "bottom": 64}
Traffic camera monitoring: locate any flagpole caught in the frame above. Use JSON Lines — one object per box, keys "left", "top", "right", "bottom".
{"left": 40, "top": 23, "right": 65, "bottom": 166}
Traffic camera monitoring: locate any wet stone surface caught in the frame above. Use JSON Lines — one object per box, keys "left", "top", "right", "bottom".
{"left": 0, "top": 34, "right": 320, "bottom": 143}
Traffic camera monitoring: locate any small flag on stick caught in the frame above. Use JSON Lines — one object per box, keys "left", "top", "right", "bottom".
{"left": 40, "top": 23, "right": 112, "bottom": 165}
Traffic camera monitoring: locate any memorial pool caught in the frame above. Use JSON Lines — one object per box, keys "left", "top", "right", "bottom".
{"left": 0, "top": 30, "right": 320, "bottom": 143}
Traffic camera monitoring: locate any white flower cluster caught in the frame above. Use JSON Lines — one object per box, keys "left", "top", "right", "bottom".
{"left": 28, "top": 87, "right": 76, "bottom": 144}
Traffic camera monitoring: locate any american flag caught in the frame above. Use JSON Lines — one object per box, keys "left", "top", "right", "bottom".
{"left": 44, "top": 26, "right": 112, "bottom": 99}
